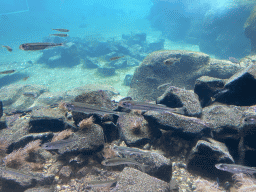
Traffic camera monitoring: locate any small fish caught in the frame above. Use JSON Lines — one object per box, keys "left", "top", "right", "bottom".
{"left": 118, "top": 100, "right": 185, "bottom": 115}
{"left": 157, "top": 82, "right": 172, "bottom": 90}
{"left": 102, "top": 157, "right": 148, "bottom": 172}
{"left": 110, "top": 56, "right": 125, "bottom": 61}
{"left": 0, "top": 69, "right": 15, "bottom": 74}
{"left": 229, "top": 57, "right": 239, "bottom": 64}
{"left": 42, "top": 138, "right": 75, "bottom": 150}
{"left": 23, "top": 92, "right": 38, "bottom": 98}
{"left": 50, "top": 34, "right": 68, "bottom": 37}
{"left": 23, "top": 76, "right": 29, "bottom": 81}
{"left": 52, "top": 28, "right": 70, "bottom": 32}
{"left": 86, "top": 179, "right": 117, "bottom": 189}
{"left": 163, "top": 57, "right": 180, "bottom": 65}
{"left": 2, "top": 45, "right": 12, "bottom": 52}
{"left": 112, "top": 145, "right": 151, "bottom": 155}
{"left": 64, "top": 101, "right": 120, "bottom": 116}
{"left": 215, "top": 163, "right": 256, "bottom": 175}
{"left": 19, "top": 43, "right": 63, "bottom": 51}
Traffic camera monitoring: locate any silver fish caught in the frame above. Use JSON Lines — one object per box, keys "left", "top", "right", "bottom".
{"left": 65, "top": 101, "right": 120, "bottom": 116}
{"left": 101, "top": 157, "right": 148, "bottom": 172}
{"left": 42, "top": 138, "right": 75, "bottom": 150}
{"left": 215, "top": 163, "right": 256, "bottom": 175}
{"left": 112, "top": 145, "right": 150, "bottom": 155}
{"left": 86, "top": 179, "right": 117, "bottom": 189}
{"left": 118, "top": 100, "right": 185, "bottom": 115}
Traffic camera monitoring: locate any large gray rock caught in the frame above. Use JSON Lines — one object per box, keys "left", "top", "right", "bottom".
{"left": 128, "top": 50, "right": 240, "bottom": 101}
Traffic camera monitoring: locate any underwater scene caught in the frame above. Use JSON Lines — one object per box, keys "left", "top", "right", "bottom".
{"left": 1, "top": 0, "right": 256, "bottom": 191}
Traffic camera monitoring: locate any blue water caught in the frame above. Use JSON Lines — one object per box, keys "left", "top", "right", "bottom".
{"left": 0, "top": 0, "right": 254, "bottom": 95}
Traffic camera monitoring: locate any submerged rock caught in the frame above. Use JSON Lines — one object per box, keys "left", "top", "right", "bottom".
{"left": 117, "top": 113, "right": 161, "bottom": 146}
{"left": 187, "top": 138, "right": 234, "bottom": 179}
{"left": 113, "top": 167, "right": 169, "bottom": 191}
{"left": 157, "top": 86, "right": 202, "bottom": 117}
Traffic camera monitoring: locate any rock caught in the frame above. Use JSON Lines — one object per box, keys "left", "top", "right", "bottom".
{"left": 6, "top": 132, "right": 54, "bottom": 154}
{"left": 117, "top": 113, "right": 161, "bottom": 146}
{"left": 24, "top": 186, "right": 54, "bottom": 192}
{"left": 157, "top": 86, "right": 202, "bottom": 117}
{"left": 29, "top": 107, "right": 77, "bottom": 133}
{"left": 97, "top": 67, "right": 116, "bottom": 76}
{"left": 0, "top": 166, "right": 54, "bottom": 192}
{"left": 202, "top": 105, "right": 244, "bottom": 133}
{"left": 57, "top": 123, "right": 105, "bottom": 155}
{"left": 0, "top": 84, "right": 48, "bottom": 113}
{"left": 113, "top": 167, "right": 169, "bottom": 191}
{"left": 194, "top": 76, "right": 225, "bottom": 107}
{"left": 187, "top": 138, "right": 234, "bottom": 179}
{"left": 118, "top": 150, "right": 172, "bottom": 182}
{"left": 244, "top": 5, "right": 256, "bottom": 54}
{"left": 31, "top": 92, "right": 65, "bottom": 108}
{"left": 144, "top": 111, "right": 212, "bottom": 137}
{"left": 65, "top": 84, "right": 119, "bottom": 101}
{"left": 128, "top": 50, "right": 210, "bottom": 101}
{"left": 212, "top": 63, "right": 256, "bottom": 106}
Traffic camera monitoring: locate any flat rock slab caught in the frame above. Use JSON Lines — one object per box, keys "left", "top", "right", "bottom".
{"left": 113, "top": 167, "right": 169, "bottom": 192}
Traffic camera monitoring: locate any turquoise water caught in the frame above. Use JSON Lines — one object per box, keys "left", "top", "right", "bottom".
{"left": 0, "top": 0, "right": 250, "bottom": 96}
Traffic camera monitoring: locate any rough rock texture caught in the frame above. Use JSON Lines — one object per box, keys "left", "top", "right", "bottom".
{"left": 0, "top": 166, "right": 54, "bottom": 192}
{"left": 187, "top": 138, "right": 234, "bottom": 179}
{"left": 128, "top": 50, "right": 241, "bottom": 101}
{"left": 119, "top": 150, "right": 172, "bottom": 182}
{"left": 157, "top": 86, "right": 202, "bottom": 117}
{"left": 29, "top": 107, "right": 76, "bottom": 133}
{"left": 194, "top": 76, "right": 225, "bottom": 107}
{"left": 210, "top": 63, "right": 256, "bottom": 106}
{"left": 144, "top": 111, "right": 212, "bottom": 137}
{"left": 113, "top": 167, "right": 169, "bottom": 192}
{"left": 117, "top": 113, "right": 161, "bottom": 146}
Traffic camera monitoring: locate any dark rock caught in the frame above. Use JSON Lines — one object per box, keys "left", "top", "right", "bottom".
{"left": 97, "top": 67, "right": 116, "bottom": 76}
{"left": 212, "top": 63, "right": 256, "bottom": 106}
{"left": 144, "top": 111, "right": 212, "bottom": 137}
{"left": 128, "top": 50, "right": 210, "bottom": 101}
{"left": 114, "top": 167, "right": 169, "bottom": 191}
{"left": 29, "top": 107, "right": 77, "bottom": 133}
{"left": 102, "top": 121, "right": 119, "bottom": 143}
{"left": 24, "top": 186, "right": 54, "bottom": 192}
{"left": 0, "top": 166, "right": 54, "bottom": 192}
{"left": 6, "top": 132, "right": 54, "bottom": 154}
{"left": 194, "top": 76, "right": 225, "bottom": 107}
{"left": 199, "top": 6, "right": 251, "bottom": 59}
{"left": 187, "top": 138, "right": 234, "bottom": 179}
{"left": 124, "top": 74, "right": 133, "bottom": 86}
{"left": 57, "top": 124, "right": 104, "bottom": 155}
{"left": 117, "top": 113, "right": 161, "bottom": 146}
{"left": 157, "top": 86, "right": 202, "bottom": 117}
{"left": 118, "top": 150, "right": 172, "bottom": 182}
